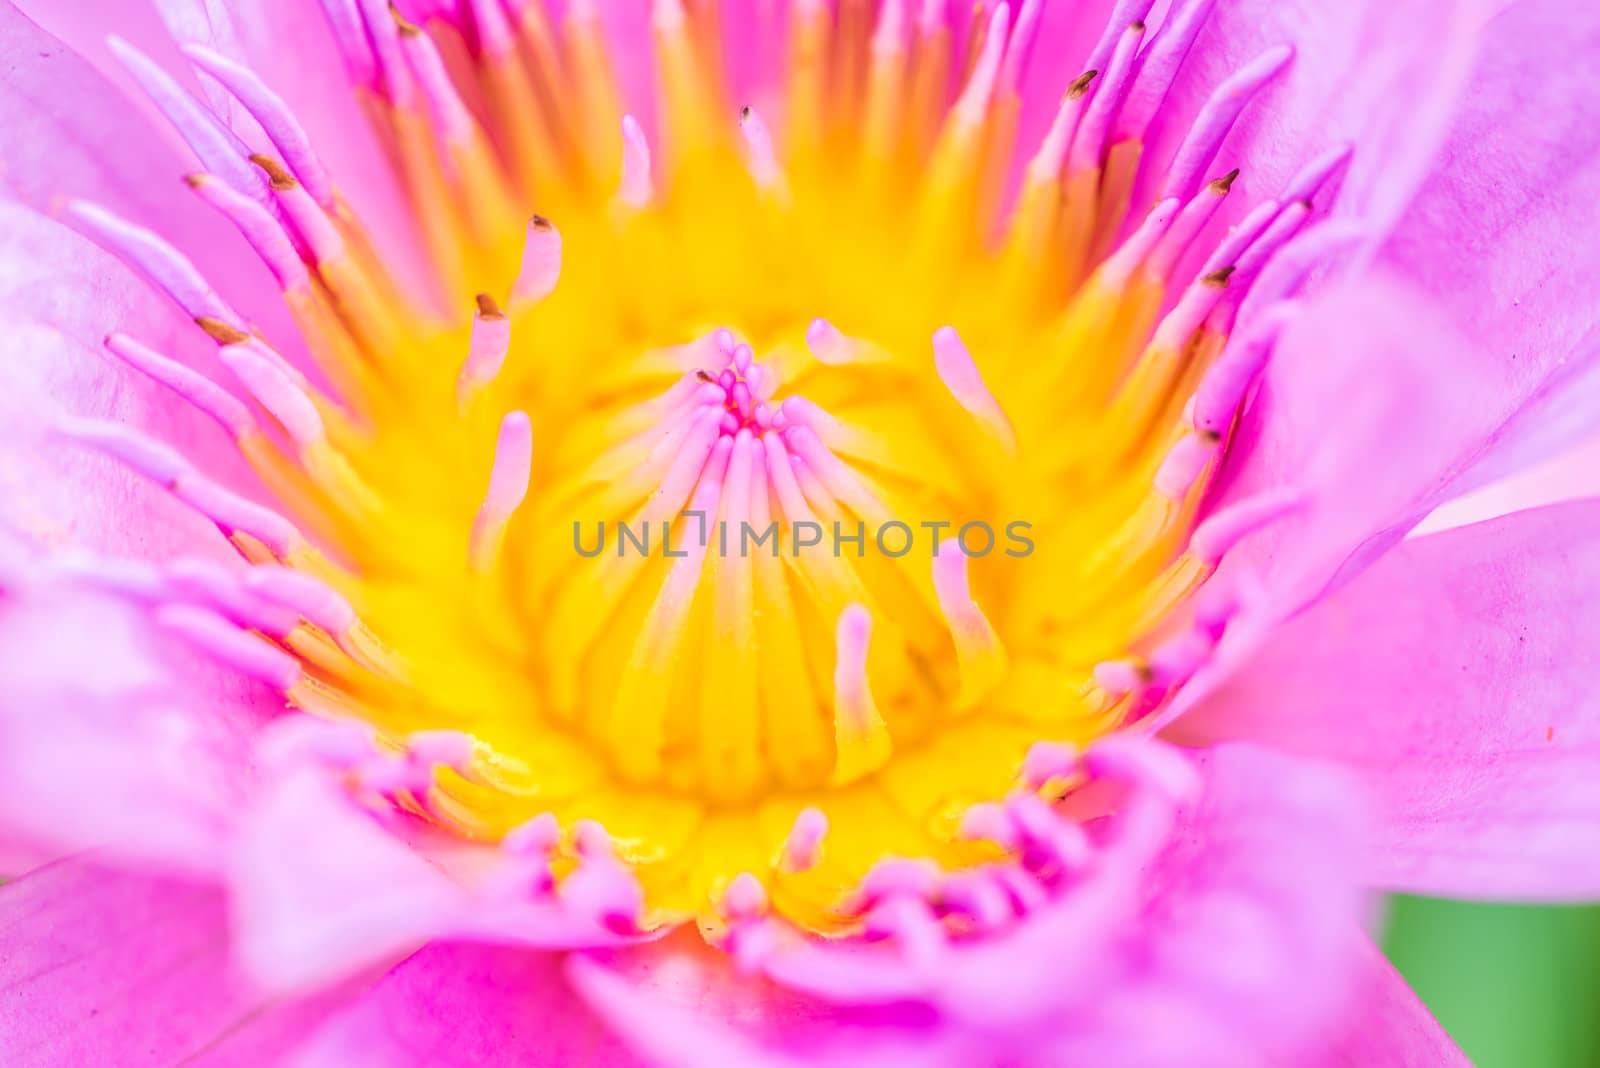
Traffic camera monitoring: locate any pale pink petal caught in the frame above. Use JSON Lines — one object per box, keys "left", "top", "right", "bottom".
{"left": 1382, "top": 0, "right": 1600, "bottom": 497}
{"left": 0, "top": 565, "right": 279, "bottom": 875}
{"left": 1316, "top": 936, "right": 1467, "bottom": 1067}
{"left": 0, "top": 201, "right": 257, "bottom": 556}
{"left": 1176, "top": 499, "right": 1600, "bottom": 900}
{"left": 229, "top": 769, "right": 468, "bottom": 996}
{"left": 0, "top": 860, "right": 357, "bottom": 1067}
{"left": 0, "top": 5, "right": 309, "bottom": 350}
{"left": 285, "top": 941, "right": 646, "bottom": 1068}
{"left": 1138, "top": 0, "right": 1477, "bottom": 241}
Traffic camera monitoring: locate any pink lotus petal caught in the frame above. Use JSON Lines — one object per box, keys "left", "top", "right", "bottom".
{"left": 1314, "top": 936, "right": 1468, "bottom": 1067}
{"left": 1178, "top": 499, "right": 1600, "bottom": 899}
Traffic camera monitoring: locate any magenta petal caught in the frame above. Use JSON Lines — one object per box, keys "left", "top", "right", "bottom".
{"left": 230, "top": 769, "right": 467, "bottom": 996}
{"left": 0, "top": 860, "right": 356, "bottom": 1068}
{"left": 1179, "top": 499, "right": 1600, "bottom": 899}
{"left": 1317, "top": 937, "right": 1468, "bottom": 1067}
{"left": 284, "top": 942, "right": 645, "bottom": 1068}
{"left": 1383, "top": 0, "right": 1600, "bottom": 496}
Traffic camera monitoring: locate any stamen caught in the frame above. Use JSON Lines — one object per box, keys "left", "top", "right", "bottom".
{"left": 510, "top": 215, "right": 563, "bottom": 306}
{"left": 217, "top": 344, "right": 326, "bottom": 451}
{"left": 931, "top": 544, "right": 1007, "bottom": 706}
{"left": 781, "top": 807, "right": 828, "bottom": 873}
{"left": 619, "top": 114, "right": 654, "bottom": 208}
{"left": 1188, "top": 487, "right": 1306, "bottom": 564}
{"left": 106, "top": 38, "right": 274, "bottom": 212}
{"left": 316, "top": 0, "right": 380, "bottom": 90}
{"left": 1161, "top": 46, "right": 1294, "bottom": 200}
{"left": 155, "top": 603, "right": 302, "bottom": 690}
{"left": 67, "top": 202, "right": 241, "bottom": 325}
{"left": 930, "top": 326, "right": 1016, "bottom": 453}
{"left": 185, "top": 175, "right": 309, "bottom": 294}
{"left": 1069, "top": 19, "right": 1145, "bottom": 171}
{"left": 250, "top": 156, "right": 345, "bottom": 264}
{"left": 459, "top": 294, "right": 513, "bottom": 408}
{"left": 180, "top": 44, "right": 335, "bottom": 207}
{"left": 103, "top": 333, "right": 255, "bottom": 440}
{"left": 738, "top": 106, "right": 785, "bottom": 193}
{"left": 470, "top": 411, "right": 534, "bottom": 571}
{"left": 832, "top": 604, "right": 891, "bottom": 784}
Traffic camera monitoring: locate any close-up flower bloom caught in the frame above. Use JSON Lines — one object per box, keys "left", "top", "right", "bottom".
{"left": 1, "top": 0, "right": 1598, "bottom": 1064}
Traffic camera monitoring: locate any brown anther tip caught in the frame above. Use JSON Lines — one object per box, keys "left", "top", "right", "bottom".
{"left": 740, "top": 105, "right": 752, "bottom": 120}
{"left": 1198, "top": 427, "right": 1223, "bottom": 444}
{"left": 196, "top": 316, "right": 250, "bottom": 345}
{"left": 249, "top": 154, "right": 299, "bottom": 190}
{"left": 475, "top": 292, "right": 505, "bottom": 320}
{"left": 695, "top": 369, "right": 716, "bottom": 383}
{"left": 389, "top": 3, "right": 421, "bottom": 35}
{"left": 1209, "top": 168, "right": 1241, "bottom": 194}
{"left": 1297, "top": 196, "right": 1314, "bottom": 210}
{"left": 182, "top": 174, "right": 207, "bottom": 189}
{"left": 1129, "top": 19, "right": 1146, "bottom": 31}
{"left": 1133, "top": 660, "right": 1155, "bottom": 684}
{"left": 1201, "top": 266, "right": 1236, "bottom": 288}
{"left": 529, "top": 213, "right": 554, "bottom": 232}
{"left": 1067, "top": 69, "right": 1098, "bottom": 98}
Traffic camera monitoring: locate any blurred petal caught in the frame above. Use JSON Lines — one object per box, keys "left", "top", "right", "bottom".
{"left": 1177, "top": 500, "right": 1600, "bottom": 899}
{"left": 285, "top": 941, "right": 644, "bottom": 1068}
{"left": 1318, "top": 937, "right": 1468, "bottom": 1067}
{"left": 0, "top": 860, "right": 354, "bottom": 1067}
{"left": 1385, "top": 0, "right": 1600, "bottom": 494}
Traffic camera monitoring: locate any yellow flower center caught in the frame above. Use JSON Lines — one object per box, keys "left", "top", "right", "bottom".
{"left": 82, "top": 2, "right": 1310, "bottom": 929}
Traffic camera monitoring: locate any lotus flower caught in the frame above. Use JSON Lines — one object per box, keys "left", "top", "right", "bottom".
{"left": 1, "top": 0, "right": 1597, "bottom": 1064}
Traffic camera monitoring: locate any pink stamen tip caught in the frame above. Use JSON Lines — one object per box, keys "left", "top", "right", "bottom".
{"left": 1068, "top": 16, "right": 1144, "bottom": 171}
{"left": 931, "top": 326, "right": 1017, "bottom": 452}
{"left": 459, "top": 300, "right": 514, "bottom": 406}
{"left": 59, "top": 417, "right": 189, "bottom": 486}
{"left": 572, "top": 819, "right": 615, "bottom": 859}
{"left": 243, "top": 564, "right": 357, "bottom": 635}
{"left": 180, "top": 44, "right": 335, "bottom": 207}
{"left": 871, "top": 0, "right": 908, "bottom": 55}
{"left": 470, "top": 411, "right": 534, "bottom": 568}
{"left": 1188, "top": 487, "right": 1306, "bottom": 564}
{"left": 1084, "top": 735, "right": 1201, "bottom": 803}
{"left": 511, "top": 215, "right": 563, "bottom": 306}
{"left": 166, "top": 558, "right": 299, "bottom": 638}
{"left": 999, "top": 0, "right": 1043, "bottom": 93}
{"left": 960, "top": 801, "right": 1020, "bottom": 849}
{"left": 1021, "top": 741, "right": 1079, "bottom": 789}
{"left": 1098, "top": 197, "right": 1181, "bottom": 289}
{"left": 722, "top": 873, "right": 768, "bottom": 921}
{"left": 732, "top": 342, "right": 754, "bottom": 375}
{"left": 1113, "top": 0, "right": 1210, "bottom": 143}
{"left": 186, "top": 174, "right": 309, "bottom": 294}
{"left": 860, "top": 857, "right": 941, "bottom": 904}
{"left": 467, "top": 0, "right": 517, "bottom": 57}
{"left": 397, "top": 16, "right": 476, "bottom": 144}
{"left": 1162, "top": 45, "right": 1295, "bottom": 201}
{"left": 106, "top": 36, "right": 274, "bottom": 211}
{"left": 806, "top": 318, "right": 855, "bottom": 365}
{"left": 356, "top": 0, "right": 414, "bottom": 104}
{"left": 67, "top": 201, "right": 239, "bottom": 324}
{"left": 717, "top": 368, "right": 737, "bottom": 391}
{"left": 783, "top": 807, "right": 828, "bottom": 872}
{"left": 738, "top": 105, "right": 784, "bottom": 190}
{"left": 406, "top": 729, "right": 475, "bottom": 770}
{"left": 950, "top": 3, "right": 1012, "bottom": 129}
{"left": 1093, "top": 659, "right": 1145, "bottom": 696}
{"left": 156, "top": 603, "right": 302, "bottom": 691}
{"left": 218, "top": 345, "right": 325, "bottom": 449}
{"left": 316, "top": 0, "right": 380, "bottom": 89}
{"left": 619, "top": 114, "right": 653, "bottom": 208}
{"left": 504, "top": 812, "right": 562, "bottom": 855}
{"left": 916, "top": 0, "right": 945, "bottom": 34}
{"left": 103, "top": 333, "right": 254, "bottom": 440}
{"left": 1154, "top": 431, "right": 1216, "bottom": 499}
{"left": 834, "top": 603, "right": 876, "bottom": 731}
{"left": 1283, "top": 142, "right": 1354, "bottom": 205}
